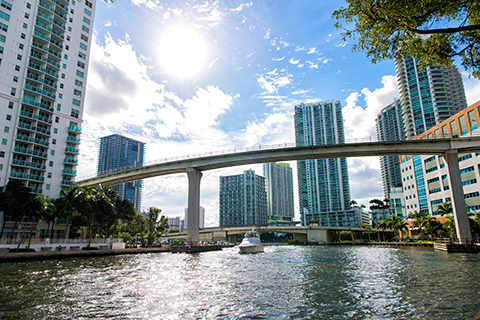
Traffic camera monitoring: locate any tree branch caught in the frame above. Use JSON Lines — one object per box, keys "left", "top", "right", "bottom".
{"left": 412, "top": 24, "right": 480, "bottom": 34}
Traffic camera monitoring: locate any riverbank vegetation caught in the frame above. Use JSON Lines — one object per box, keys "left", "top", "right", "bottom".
{"left": 0, "top": 181, "right": 169, "bottom": 249}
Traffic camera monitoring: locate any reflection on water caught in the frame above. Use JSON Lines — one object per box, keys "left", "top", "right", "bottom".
{"left": 0, "top": 245, "right": 479, "bottom": 319}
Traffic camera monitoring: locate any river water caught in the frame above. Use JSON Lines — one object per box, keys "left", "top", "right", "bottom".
{"left": 0, "top": 245, "right": 479, "bottom": 319}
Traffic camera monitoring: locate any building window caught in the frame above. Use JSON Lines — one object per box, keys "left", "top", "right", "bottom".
{"left": 80, "top": 43, "right": 87, "bottom": 51}
{"left": 80, "top": 34, "right": 88, "bottom": 42}
{"left": 82, "top": 25, "right": 89, "bottom": 33}
{"left": 64, "top": 54, "right": 68, "bottom": 59}
{"left": 10, "top": 88, "right": 15, "bottom": 96}
{"left": 69, "top": 18, "right": 73, "bottom": 23}
{"left": 3, "top": 126, "right": 8, "bottom": 133}
{"left": 55, "top": 116, "right": 59, "bottom": 123}
{"left": 60, "top": 83, "right": 64, "bottom": 89}
{"left": 62, "top": 63, "right": 66, "bottom": 69}
{"left": 22, "top": 22, "right": 27, "bottom": 29}
{"left": 52, "top": 139, "right": 56, "bottom": 145}
{"left": 50, "top": 150, "right": 55, "bottom": 155}
{"left": 0, "top": 10, "right": 10, "bottom": 21}
{"left": 47, "top": 172, "right": 52, "bottom": 178}
{"left": 84, "top": 8, "right": 91, "bottom": 16}
{"left": 46, "top": 184, "right": 50, "bottom": 190}
{"left": 24, "top": 13, "right": 29, "bottom": 19}
{"left": 18, "top": 43, "right": 23, "bottom": 50}
{"left": 1, "top": 138, "right": 6, "bottom": 145}
{"left": 6, "top": 114, "right": 10, "bottom": 120}
{"left": 14, "top": 65, "right": 19, "bottom": 71}
{"left": 73, "top": 89, "right": 81, "bottom": 97}
{"left": 13, "top": 76, "right": 17, "bottom": 82}
{"left": 76, "top": 70, "right": 84, "bottom": 78}
{"left": 75, "top": 80, "right": 83, "bottom": 87}
{"left": 49, "top": 161, "right": 53, "bottom": 166}
{"left": 0, "top": 151, "right": 4, "bottom": 158}
{"left": 77, "top": 61, "right": 85, "bottom": 69}
{"left": 26, "top": 3, "right": 31, "bottom": 9}
{"left": 65, "top": 45, "right": 69, "bottom": 50}
{"left": 21, "top": 33, "right": 25, "bottom": 39}
{"left": 61, "top": 73, "right": 65, "bottom": 79}
{"left": 0, "top": 34, "right": 5, "bottom": 43}
{"left": 83, "top": 17, "right": 90, "bottom": 25}
{"left": 17, "top": 54, "right": 21, "bottom": 60}
{"left": 68, "top": 26, "right": 72, "bottom": 32}
{"left": 8, "top": 101, "right": 13, "bottom": 108}
{"left": 67, "top": 35, "right": 71, "bottom": 41}
{"left": 71, "top": 108, "right": 79, "bottom": 118}
{"left": 78, "top": 51, "right": 86, "bottom": 60}
{"left": 59, "top": 93, "right": 62, "bottom": 99}
{"left": 72, "top": 99, "right": 80, "bottom": 106}
{"left": 57, "top": 104, "right": 61, "bottom": 111}
{"left": 53, "top": 128, "right": 57, "bottom": 134}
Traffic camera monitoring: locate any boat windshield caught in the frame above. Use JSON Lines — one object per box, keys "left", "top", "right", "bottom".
{"left": 244, "top": 231, "right": 259, "bottom": 238}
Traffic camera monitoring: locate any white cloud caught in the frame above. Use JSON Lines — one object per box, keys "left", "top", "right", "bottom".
{"left": 306, "top": 61, "right": 318, "bottom": 69}
{"left": 256, "top": 69, "right": 293, "bottom": 94}
{"left": 272, "top": 56, "right": 285, "bottom": 61}
{"left": 342, "top": 75, "right": 399, "bottom": 201}
{"left": 461, "top": 71, "right": 480, "bottom": 106}
{"left": 307, "top": 47, "right": 317, "bottom": 54}
{"left": 289, "top": 58, "right": 300, "bottom": 64}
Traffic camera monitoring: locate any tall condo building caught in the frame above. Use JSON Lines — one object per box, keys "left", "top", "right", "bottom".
{"left": 0, "top": 0, "right": 97, "bottom": 196}
{"left": 97, "top": 134, "right": 145, "bottom": 212}
{"left": 263, "top": 162, "right": 295, "bottom": 225}
{"left": 219, "top": 169, "right": 267, "bottom": 227}
{"left": 294, "top": 101, "right": 351, "bottom": 225}
{"left": 376, "top": 99, "right": 406, "bottom": 197}
{"left": 395, "top": 56, "right": 467, "bottom": 139}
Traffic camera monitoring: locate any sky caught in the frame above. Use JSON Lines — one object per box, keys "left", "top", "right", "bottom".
{"left": 77, "top": 0, "right": 480, "bottom": 226}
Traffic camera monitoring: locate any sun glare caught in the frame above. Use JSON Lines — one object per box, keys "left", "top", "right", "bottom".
{"left": 159, "top": 26, "right": 208, "bottom": 77}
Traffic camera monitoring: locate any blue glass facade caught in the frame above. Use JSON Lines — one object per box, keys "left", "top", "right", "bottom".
{"left": 294, "top": 101, "right": 351, "bottom": 225}
{"left": 97, "top": 134, "right": 145, "bottom": 212}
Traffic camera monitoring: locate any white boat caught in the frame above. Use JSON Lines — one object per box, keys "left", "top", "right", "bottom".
{"left": 238, "top": 230, "right": 264, "bottom": 253}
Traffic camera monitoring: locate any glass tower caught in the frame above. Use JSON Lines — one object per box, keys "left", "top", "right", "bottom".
{"left": 395, "top": 56, "right": 467, "bottom": 139}
{"left": 219, "top": 169, "right": 267, "bottom": 227}
{"left": 376, "top": 99, "right": 406, "bottom": 197}
{"left": 0, "top": 0, "right": 97, "bottom": 197}
{"left": 263, "top": 162, "right": 295, "bottom": 225}
{"left": 294, "top": 100, "right": 351, "bottom": 225}
{"left": 97, "top": 134, "right": 145, "bottom": 212}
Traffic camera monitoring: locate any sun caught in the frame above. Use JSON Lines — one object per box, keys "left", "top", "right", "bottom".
{"left": 159, "top": 26, "right": 208, "bottom": 77}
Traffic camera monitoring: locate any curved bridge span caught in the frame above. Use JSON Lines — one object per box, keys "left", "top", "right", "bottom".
{"left": 77, "top": 138, "right": 480, "bottom": 187}
{"left": 76, "top": 137, "right": 480, "bottom": 245}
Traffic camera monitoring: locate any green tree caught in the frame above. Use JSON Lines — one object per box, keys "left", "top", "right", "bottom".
{"left": 436, "top": 201, "right": 453, "bottom": 216}
{"left": 386, "top": 214, "right": 408, "bottom": 240}
{"left": 144, "top": 207, "right": 169, "bottom": 246}
{"left": 332, "top": 0, "right": 480, "bottom": 78}
{"left": 409, "top": 211, "right": 436, "bottom": 240}
{"left": 0, "top": 180, "right": 32, "bottom": 241}
{"left": 443, "top": 215, "right": 457, "bottom": 238}
{"left": 56, "top": 185, "right": 90, "bottom": 242}
{"left": 375, "top": 219, "right": 388, "bottom": 241}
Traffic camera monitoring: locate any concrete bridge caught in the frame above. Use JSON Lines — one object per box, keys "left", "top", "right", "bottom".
{"left": 160, "top": 225, "right": 381, "bottom": 244}
{"left": 76, "top": 137, "right": 480, "bottom": 244}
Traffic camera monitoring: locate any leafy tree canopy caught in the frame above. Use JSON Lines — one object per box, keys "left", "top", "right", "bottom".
{"left": 332, "top": 0, "right": 480, "bottom": 78}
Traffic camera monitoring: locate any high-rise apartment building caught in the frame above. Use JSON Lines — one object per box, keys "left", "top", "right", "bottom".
{"left": 395, "top": 56, "right": 467, "bottom": 139}
{"left": 376, "top": 99, "right": 406, "bottom": 197}
{"left": 263, "top": 162, "right": 295, "bottom": 225}
{"left": 98, "top": 134, "right": 145, "bottom": 212}
{"left": 219, "top": 169, "right": 267, "bottom": 227}
{"left": 294, "top": 101, "right": 351, "bottom": 226}
{"left": 0, "top": 0, "right": 96, "bottom": 197}
{"left": 400, "top": 100, "right": 480, "bottom": 216}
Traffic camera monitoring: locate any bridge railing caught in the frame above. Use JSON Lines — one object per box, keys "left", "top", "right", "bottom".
{"left": 77, "top": 137, "right": 382, "bottom": 180}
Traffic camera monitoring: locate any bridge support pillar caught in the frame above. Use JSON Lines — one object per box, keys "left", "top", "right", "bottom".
{"left": 445, "top": 150, "right": 472, "bottom": 244}
{"left": 187, "top": 167, "right": 202, "bottom": 246}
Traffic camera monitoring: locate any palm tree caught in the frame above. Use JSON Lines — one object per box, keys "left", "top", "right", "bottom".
{"left": 56, "top": 185, "right": 90, "bottom": 243}
{"left": 409, "top": 211, "right": 436, "bottom": 240}
{"left": 0, "top": 180, "right": 32, "bottom": 242}
{"left": 375, "top": 219, "right": 388, "bottom": 241}
{"left": 360, "top": 224, "right": 372, "bottom": 241}
{"left": 443, "top": 216, "right": 456, "bottom": 239}
{"left": 17, "top": 194, "right": 44, "bottom": 250}
{"left": 436, "top": 201, "right": 453, "bottom": 216}
{"left": 27, "top": 195, "right": 53, "bottom": 250}
{"left": 386, "top": 214, "right": 408, "bottom": 240}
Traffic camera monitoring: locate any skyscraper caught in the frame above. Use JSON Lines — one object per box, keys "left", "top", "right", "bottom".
{"left": 0, "top": 0, "right": 97, "bottom": 197}
{"left": 184, "top": 206, "right": 204, "bottom": 229}
{"left": 395, "top": 56, "right": 467, "bottom": 139}
{"left": 219, "top": 169, "right": 267, "bottom": 227}
{"left": 294, "top": 101, "right": 351, "bottom": 225}
{"left": 376, "top": 99, "right": 406, "bottom": 197}
{"left": 97, "top": 134, "right": 145, "bottom": 212}
{"left": 263, "top": 162, "right": 295, "bottom": 225}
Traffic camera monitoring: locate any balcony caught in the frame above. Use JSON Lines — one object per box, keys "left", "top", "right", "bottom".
{"left": 14, "top": 147, "right": 48, "bottom": 158}
{"left": 9, "top": 172, "right": 45, "bottom": 182}
{"left": 61, "top": 180, "right": 74, "bottom": 187}
{"left": 66, "top": 136, "right": 80, "bottom": 144}
{"left": 63, "top": 158, "right": 78, "bottom": 165}
{"left": 62, "top": 169, "right": 77, "bottom": 175}
{"left": 11, "top": 159, "right": 46, "bottom": 170}
{"left": 65, "top": 147, "right": 79, "bottom": 155}
{"left": 67, "top": 126, "right": 81, "bottom": 133}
